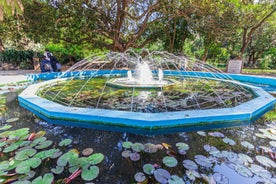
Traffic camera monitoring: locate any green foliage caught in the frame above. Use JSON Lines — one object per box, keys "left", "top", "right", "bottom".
{"left": 0, "top": 49, "right": 34, "bottom": 69}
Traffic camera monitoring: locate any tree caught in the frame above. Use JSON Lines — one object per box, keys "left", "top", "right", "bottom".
{"left": 0, "top": 0, "right": 24, "bottom": 52}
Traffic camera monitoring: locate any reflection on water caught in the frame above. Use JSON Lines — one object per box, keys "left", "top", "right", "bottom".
{"left": 1, "top": 92, "right": 276, "bottom": 183}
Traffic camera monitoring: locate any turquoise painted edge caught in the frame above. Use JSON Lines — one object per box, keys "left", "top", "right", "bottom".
{"left": 26, "top": 70, "right": 276, "bottom": 87}
{"left": 19, "top": 71, "right": 276, "bottom": 131}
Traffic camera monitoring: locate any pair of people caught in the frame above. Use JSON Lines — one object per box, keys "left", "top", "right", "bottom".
{"left": 40, "top": 49, "right": 62, "bottom": 73}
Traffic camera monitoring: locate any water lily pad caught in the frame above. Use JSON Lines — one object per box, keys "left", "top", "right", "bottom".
{"left": 15, "top": 158, "right": 41, "bottom": 174}
{"left": 168, "top": 175, "right": 185, "bottom": 184}
{"left": 197, "top": 131, "right": 206, "bottom": 136}
{"left": 58, "top": 139, "right": 72, "bottom": 146}
{"left": 176, "top": 142, "right": 189, "bottom": 154}
{"left": 163, "top": 156, "right": 178, "bottom": 167}
{"left": 82, "top": 148, "right": 93, "bottom": 156}
{"left": 256, "top": 155, "right": 276, "bottom": 168}
{"left": 269, "top": 141, "right": 276, "bottom": 147}
{"left": 223, "top": 137, "right": 236, "bottom": 146}
{"left": 194, "top": 155, "right": 213, "bottom": 167}
{"left": 3, "top": 143, "right": 19, "bottom": 153}
{"left": 144, "top": 143, "right": 157, "bottom": 153}
{"left": 81, "top": 165, "right": 99, "bottom": 181}
{"left": 122, "top": 141, "right": 132, "bottom": 149}
{"left": 0, "top": 125, "right": 12, "bottom": 131}
{"left": 234, "top": 164, "right": 253, "bottom": 177}
{"left": 57, "top": 151, "right": 79, "bottom": 167}
{"left": 183, "top": 160, "right": 198, "bottom": 170}
{"left": 143, "top": 164, "right": 155, "bottom": 175}
{"left": 131, "top": 143, "right": 145, "bottom": 152}
{"left": 0, "top": 141, "right": 6, "bottom": 148}
{"left": 35, "top": 140, "right": 53, "bottom": 149}
{"left": 249, "top": 164, "right": 272, "bottom": 179}
{"left": 31, "top": 137, "right": 47, "bottom": 146}
{"left": 32, "top": 173, "right": 54, "bottom": 184}
{"left": 45, "top": 148, "right": 62, "bottom": 159}
{"left": 15, "top": 148, "right": 37, "bottom": 161}
{"left": 19, "top": 170, "right": 36, "bottom": 180}
{"left": 12, "top": 181, "right": 31, "bottom": 184}
{"left": 130, "top": 152, "right": 140, "bottom": 161}
{"left": 6, "top": 117, "right": 19, "bottom": 123}
{"left": 208, "top": 132, "right": 224, "bottom": 137}
{"left": 51, "top": 166, "right": 64, "bottom": 174}
{"left": 154, "top": 168, "right": 170, "bottom": 184}
{"left": 88, "top": 153, "right": 104, "bottom": 165}
{"left": 0, "top": 161, "right": 9, "bottom": 171}
{"left": 222, "top": 151, "right": 238, "bottom": 162}
{"left": 186, "top": 169, "right": 200, "bottom": 181}
{"left": 134, "top": 172, "right": 146, "bottom": 182}
{"left": 121, "top": 150, "right": 131, "bottom": 158}
{"left": 240, "top": 141, "right": 254, "bottom": 150}
{"left": 213, "top": 173, "right": 229, "bottom": 184}
{"left": 238, "top": 153, "right": 253, "bottom": 164}
{"left": 14, "top": 128, "right": 30, "bottom": 137}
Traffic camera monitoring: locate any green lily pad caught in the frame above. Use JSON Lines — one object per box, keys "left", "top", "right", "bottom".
{"left": 234, "top": 164, "right": 253, "bottom": 177}
{"left": 31, "top": 137, "right": 47, "bottom": 146}
{"left": 32, "top": 173, "right": 54, "bottom": 184}
{"left": 186, "top": 169, "right": 200, "bottom": 181}
{"left": 15, "top": 158, "right": 41, "bottom": 174}
{"left": 238, "top": 153, "right": 253, "bottom": 164}
{"left": 6, "top": 117, "right": 19, "bottom": 123}
{"left": 163, "top": 156, "right": 178, "bottom": 168}
{"left": 134, "top": 172, "right": 146, "bottom": 183}
{"left": 0, "top": 161, "right": 9, "bottom": 171}
{"left": 45, "top": 148, "right": 62, "bottom": 159}
{"left": 0, "top": 125, "right": 12, "bottom": 131}
{"left": 131, "top": 143, "right": 145, "bottom": 152}
{"left": 249, "top": 164, "right": 272, "bottom": 179}
{"left": 15, "top": 148, "right": 37, "bottom": 161}
{"left": 14, "top": 128, "right": 30, "bottom": 137}
{"left": 256, "top": 155, "right": 276, "bottom": 168}
{"left": 176, "top": 142, "right": 189, "bottom": 154}
{"left": 168, "top": 175, "right": 185, "bottom": 184}
{"left": 122, "top": 141, "right": 132, "bottom": 149}
{"left": 194, "top": 155, "right": 213, "bottom": 167}
{"left": 35, "top": 140, "right": 53, "bottom": 149}
{"left": 130, "top": 152, "right": 140, "bottom": 161}
{"left": 81, "top": 166, "right": 99, "bottom": 181}
{"left": 51, "top": 166, "right": 64, "bottom": 174}
{"left": 58, "top": 139, "right": 72, "bottom": 146}
{"left": 241, "top": 141, "right": 254, "bottom": 150}
{"left": 144, "top": 143, "right": 157, "bottom": 153}
{"left": 12, "top": 181, "right": 31, "bottom": 184}
{"left": 88, "top": 153, "right": 104, "bottom": 165}
{"left": 213, "top": 173, "right": 229, "bottom": 184}
{"left": 57, "top": 151, "right": 79, "bottom": 167}
{"left": 183, "top": 160, "right": 198, "bottom": 170}
{"left": 3, "top": 143, "right": 19, "bottom": 153}
{"left": 154, "top": 169, "right": 170, "bottom": 184}
{"left": 143, "top": 164, "right": 155, "bottom": 175}
{"left": 208, "top": 131, "right": 224, "bottom": 137}
{"left": 121, "top": 150, "right": 131, "bottom": 158}
{"left": 197, "top": 131, "right": 206, "bottom": 136}
{"left": 223, "top": 137, "right": 236, "bottom": 146}
{"left": 269, "top": 141, "right": 276, "bottom": 147}
{"left": 19, "top": 170, "right": 36, "bottom": 181}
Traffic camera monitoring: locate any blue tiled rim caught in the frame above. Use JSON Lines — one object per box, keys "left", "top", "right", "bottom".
{"left": 19, "top": 70, "right": 276, "bottom": 133}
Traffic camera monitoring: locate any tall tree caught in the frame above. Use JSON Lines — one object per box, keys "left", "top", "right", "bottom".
{"left": 0, "top": 0, "right": 24, "bottom": 52}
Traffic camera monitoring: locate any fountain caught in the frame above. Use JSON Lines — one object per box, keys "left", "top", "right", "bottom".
{"left": 18, "top": 50, "right": 276, "bottom": 134}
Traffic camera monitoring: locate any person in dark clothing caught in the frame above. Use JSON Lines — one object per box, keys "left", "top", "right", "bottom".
{"left": 40, "top": 55, "right": 53, "bottom": 73}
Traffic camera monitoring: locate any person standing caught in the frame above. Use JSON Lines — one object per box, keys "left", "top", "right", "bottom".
{"left": 43, "top": 48, "right": 61, "bottom": 72}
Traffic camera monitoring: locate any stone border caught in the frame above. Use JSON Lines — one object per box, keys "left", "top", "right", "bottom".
{"left": 19, "top": 70, "right": 276, "bottom": 134}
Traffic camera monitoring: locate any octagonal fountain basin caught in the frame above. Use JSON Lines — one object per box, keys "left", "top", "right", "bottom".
{"left": 18, "top": 70, "right": 276, "bottom": 134}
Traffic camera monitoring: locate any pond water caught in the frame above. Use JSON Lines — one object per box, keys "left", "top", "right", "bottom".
{"left": 1, "top": 89, "right": 275, "bottom": 183}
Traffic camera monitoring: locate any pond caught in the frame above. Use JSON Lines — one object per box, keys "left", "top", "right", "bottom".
{"left": 0, "top": 85, "right": 275, "bottom": 183}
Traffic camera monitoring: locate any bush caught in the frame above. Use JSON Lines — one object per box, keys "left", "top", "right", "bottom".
{"left": 0, "top": 49, "right": 35, "bottom": 69}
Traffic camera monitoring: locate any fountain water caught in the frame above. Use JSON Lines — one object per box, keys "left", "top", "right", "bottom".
{"left": 18, "top": 50, "right": 276, "bottom": 133}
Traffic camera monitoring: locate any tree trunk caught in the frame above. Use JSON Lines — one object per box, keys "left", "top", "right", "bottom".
{"left": 0, "top": 38, "right": 4, "bottom": 52}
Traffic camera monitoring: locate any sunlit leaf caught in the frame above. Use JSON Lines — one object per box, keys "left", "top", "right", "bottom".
{"left": 32, "top": 173, "right": 54, "bottom": 184}
{"left": 256, "top": 156, "right": 276, "bottom": 168}
{"left": 122, "top": 141, "right": 132, "bottom": 149}
{"left": 6, "top": 117, "right": 19, "bottom": 123}
{"left": 59, "top": 139, "right": 72, "bottom": 147}
{"left": 15, "top": 148, "right": 37, "bottom": 161}
{"left": 223, "top": 137, "right": 236, "bottom": 146}
{"left": 88, "top": 153, "right": 104, "bottom": 165}
{"left": 197, "top": 131, "right": 206, "bottom": 136}
{"left": 241, "top": 141, "right": 254, "bottom": 150}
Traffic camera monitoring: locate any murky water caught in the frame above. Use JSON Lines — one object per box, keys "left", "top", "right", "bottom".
{"left": 1, "top": 91, "right": 275, "bottom": 183}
